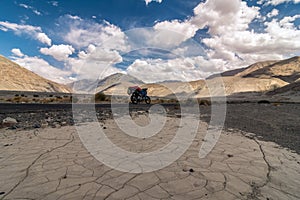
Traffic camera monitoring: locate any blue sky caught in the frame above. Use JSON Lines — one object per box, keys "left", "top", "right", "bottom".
{"left": 0, "top": 0, "right": 300, "bottom": 83}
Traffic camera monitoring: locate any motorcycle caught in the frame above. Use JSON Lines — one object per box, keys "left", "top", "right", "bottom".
{"left": 128, "top": 87, "right": 151, "bottom": 104}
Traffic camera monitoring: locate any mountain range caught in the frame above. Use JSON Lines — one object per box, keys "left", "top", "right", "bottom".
{"left": 1, "top": 54, "right": 299, "bottom": 100}
{"left": 81, "top": 56, "right": 299, "bottom": 99}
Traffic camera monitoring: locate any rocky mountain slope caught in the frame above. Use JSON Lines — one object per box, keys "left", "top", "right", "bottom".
{"left": 267, "top": 79, "right": 300, "bottom": 96}
{"left": 207, "top": 60, "right": 278, "bottom": 79}
{"left": 67, "top": 73, "right": 144, "bottom": 95}
{"left": 144, "top": 57, "right": 299, "bottom": 98}
{"left": 243, "top": 56, "right": 300, "bottom": 83}
{"left": 95, "top": 73, "right": 143, "bottom": 95}
{"left": 0, "top": 55, "right": 71, "bottom": 93}
{"left": 194, "top": 76, "right": 288, "bottom": 98}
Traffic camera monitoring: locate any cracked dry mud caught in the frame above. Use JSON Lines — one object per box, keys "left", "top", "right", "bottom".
{"left": 0, "top": 115, "right": 300, "bottom": 200}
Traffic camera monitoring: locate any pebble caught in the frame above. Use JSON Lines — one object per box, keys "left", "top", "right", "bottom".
{"left": 33, "top": 123, "right": 41, "bottom": 129}
{"left": 41, "top": 122, "right": 48, "bottom": 128}
{"left": 2, "top": 117, "right": 17, "bottom": 127}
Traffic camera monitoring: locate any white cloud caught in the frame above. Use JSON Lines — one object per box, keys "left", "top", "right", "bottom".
{"left": 145, "top": 0, "right": 163, "bottom": 5}
{"left": 153, "top": 20, "right": 198, "bottom": 46}
{"left": 40, "top": 44, "right": 75, "bottom": 61}
{"left": 192, "top": 0, "right": 260, "bottom": 34}
{"left": 258, "top": 0, "right": 300, "bottom": 6}
{"left": 19, "top": 3, "right": 29, "bottom": 9}
{"left": 182, "top": 0, "right": 300, "bottom": 73}
{"left": 61, "top": 16, "right": 128, "bottom": 51}
{"left": 77, "top": 45, "right": 122, "bottom": 62}
{"left": 67, "top": 14, "right": 82, "bottom": 21}
{"left": 0, "top": 26, "right": 8, "bottom": 31}
{"left": 19, "top": 3, "right": 42, "bottom": 15}
{"left": 11, "top": 48, "right": 24, "bottom": 57}
{"left": 67, "top": 44, "right": 123, "bottom": 80}
{"left": 0, "top": 21, "right": 51, "bottom": 45}
{"left": 127, "top": 56, "right": 222, "bottom": 83}
{"left": 278, "top": 14, "right": 300, "bottom": 28}
{"left": 11, "top": 55, "right": 72, "bottom": 83}
{"left": 126, "top": 23, "right": 197, "bottom": 51}
{"left": 0, "top": 21, "right": 41, "bottom": 33}
{"left": 267, "top": 9, "right": 279, "bottom": 18}
{"left": 67, "top": 57, "right": 122, "bottom": 81}
{"left": 37, "top": 33, "right": 52, "bottom": 46}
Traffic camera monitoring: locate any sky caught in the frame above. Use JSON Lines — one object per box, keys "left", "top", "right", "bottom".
{"left": 0, "top": 0, "right": 300, "bottom": 83}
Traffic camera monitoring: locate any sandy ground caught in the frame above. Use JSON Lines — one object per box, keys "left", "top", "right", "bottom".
{"left": 0, "top": 113, "right": 299, "bottom": 200}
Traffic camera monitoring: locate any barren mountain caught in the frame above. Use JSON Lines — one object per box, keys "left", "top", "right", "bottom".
{"left": 142, "top": 76, "right": 287, "bottom": 98}
{"left": 267, "top": 80, "right": 300, "bottom": 96}
{"left": 201, "top": 56, "right": 299, "bottom": 97}
{"left": 142, "top": 80, "right": 204, "bottom": 97}
{"left": 207, "top": 60, "right": 278, "bottom": 79}
{"left": 243, "top": 56, "right": 300, "bottom": 83}
{"left": 96, "top": 73, "right": 144, "bottom": 96}
{"left": 236, "top": 61, "right": 279, "bottom": 77}
{"left": 0, "top": 55, "right": 71, "bottom": 93}
{"left": 194, "top": 76, "right": 288, "bottom": 97}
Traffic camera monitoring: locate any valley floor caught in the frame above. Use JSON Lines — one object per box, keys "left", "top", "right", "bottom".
{"left": 0, "top": 108, "right": 300, "bottom": 199}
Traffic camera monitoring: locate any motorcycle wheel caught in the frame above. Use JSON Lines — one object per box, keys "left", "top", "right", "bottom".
{"left": 145, "top": 96, "right": 151, "bottom": 104}
{"left": 131, "top": 95, "right": 138, "bottom": 104}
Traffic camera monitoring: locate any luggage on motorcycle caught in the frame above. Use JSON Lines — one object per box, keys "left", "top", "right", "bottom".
{"left": 127, "top": 86, "right": 139, "bottom": 95}
{"left": 141, "top": 88, "right": 148, "bottom": 97}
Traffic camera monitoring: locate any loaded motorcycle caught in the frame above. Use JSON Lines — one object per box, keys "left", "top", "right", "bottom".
{"left": 127, "top": 86, "right": 151, "bottom": 104}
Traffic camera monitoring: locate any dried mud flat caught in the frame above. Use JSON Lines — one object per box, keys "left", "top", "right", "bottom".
{"left": 0, "top": 103, "right": 300, "bottom": 200}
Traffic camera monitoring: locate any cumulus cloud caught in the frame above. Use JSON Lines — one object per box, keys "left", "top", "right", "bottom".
{"left": 127, "top": 56, "right": 223, "bottom": 83}
{"left": 11, "top": 55, "right": 72, "bottom": 83}
{"left": 68, "top": 56, "right": 122, "bottom": 81}
{"left": 77, "top": 45, "right": 122, "bottom": 62}
{"left": 61, "top": 16, "right": 128, "bottom": 51}
{"left": 40, "top": 44, "right": 75, "bottom": 61}
{"left": 278, "top": 14, "right": 300, "bottom": 28}
{"left": 192, "top": 0, "right": 260, "bottom": 34}
{"left": 11, "top": 48, "right": 24, "bottom": 57}
{"left": 0, "top": 21, "right": 51, "bottom": 45}
{"left": 37, "top": 33, "right": 52, "bottom": 46}
{"left": 126, "top": 22, "right": 198, "bottom": 51}
{"left": 145, "top": 0, "right": 163, "bottom": 5}
{"left": 67, "top": 44, "right": 123, "bottom": 80}
{"left": 267, "top": 9, "right": 279, "bottom": 18}
{"left": 180, "top": 0, "right": 300, "bottom": 72}
{"left": 153, "top": 20, "right": 198, "bottom": 46}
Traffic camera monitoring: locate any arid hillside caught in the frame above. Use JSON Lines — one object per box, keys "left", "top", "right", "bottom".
{"left": 0, "top": 55, "right": 71, "bottom": 93}
{"left": 242, "top": 56, "right": 300, "bottom": 83}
